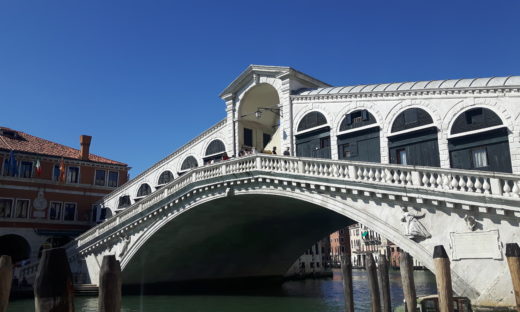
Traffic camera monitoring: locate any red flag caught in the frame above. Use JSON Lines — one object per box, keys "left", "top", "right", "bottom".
{"left": 59, "top": 158, "right": 66, "bottom": 182}
{"left": 35, "top": 159, "right": 42, "bottom": 177}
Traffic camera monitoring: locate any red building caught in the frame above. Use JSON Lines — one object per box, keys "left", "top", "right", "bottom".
{"left": 0, "top": 127, "right": 129, "bottom": 263}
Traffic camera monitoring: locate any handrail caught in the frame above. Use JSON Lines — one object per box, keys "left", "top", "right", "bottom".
{"left": 75, "top": 154, "right": 520, "bottom": 248}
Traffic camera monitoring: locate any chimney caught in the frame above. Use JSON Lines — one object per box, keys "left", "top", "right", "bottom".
{"left": 80, "top": 135, "right": 92, "bottom": 160}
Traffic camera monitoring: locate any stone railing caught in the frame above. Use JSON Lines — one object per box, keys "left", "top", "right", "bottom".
{"left": 75, "top": 154, "right": 520, "bottom": 248}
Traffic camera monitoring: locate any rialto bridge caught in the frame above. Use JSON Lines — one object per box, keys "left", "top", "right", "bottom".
{"left": 20, "top": 66, "right": 520, "bottom": 308}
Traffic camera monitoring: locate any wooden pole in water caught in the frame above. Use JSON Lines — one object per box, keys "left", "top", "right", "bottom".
{"left": 377, "top": 252, "right": 391, "bottom": 312}
{"left": 34, "top": 248, "right": 74, "bottom": 312}
{"left": 366, "top": 253, "right": 381, "bottom": 312}
{"left": 399, "top": 251, "right": 416, "bottom": 312}
{"left": 505, "top": 243, "right": 520, "bottom": 311}
{"left": 433, "top": 245, "right": 453, "bottom": 312}
{"left": 98, "top": 255, "right": 122, "bottom": 312}
{"left": 0, "top": 255, "right": 12, "bottom": 312}
{"left": 341, "top": 255, "right": 354, "bottom": 312}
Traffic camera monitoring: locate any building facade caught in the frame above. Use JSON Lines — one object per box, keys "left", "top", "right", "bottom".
{"left": 0, "top": 127, "right": 129, "bottom": 263}
{"left": 285, "top": 236, "right": 332, "bottom": 278}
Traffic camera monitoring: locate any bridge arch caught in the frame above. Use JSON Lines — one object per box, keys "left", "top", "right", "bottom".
{"left": 117, "top": 184, "right": 476, "bottom": 299}
{"left": 237, "top": 83, "right": 281, "bottom": 153}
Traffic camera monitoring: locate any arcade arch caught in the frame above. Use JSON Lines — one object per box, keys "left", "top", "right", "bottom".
{"left": 337, "top": 109, "right": 380, "bottom": 162}
{"left": 204, "top": 140, "right": 226, "bottom": 164}
{"left": 237, "top": 84, "right": 281, "bottom": 154}
{"left": 388, "top": 108, "right": 440, "bottom": 167}
{"left": 448, "top": 107, "right": 512, "bottom": 173}
{"left": 295, "top": 111, "right": 331, "bottom": 159}
{"left": 179, "top": 156, "right": 198, "bottom": 176}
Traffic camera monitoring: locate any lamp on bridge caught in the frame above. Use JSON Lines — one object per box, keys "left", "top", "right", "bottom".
{"left": 241, "top": 104, "right": 282, "bottom": 119}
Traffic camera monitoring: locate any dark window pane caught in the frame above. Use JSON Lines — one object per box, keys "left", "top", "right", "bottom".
{"left": 118, "top": 195, "right": 131, "bottom": 208}
{"left": 205, "top": 140, "right": 226, "bottom": 156}
{"left": 297, "top": 112, "right": 327, "bottom": 132}
{"left": 20, "top": 162, "right": 32, "bottom": 178}
{"left": 244, "top": 128, "right": 253, "bottom": 147}
{"left": 181, "top": 156, "right": 198, "bottom": 171}
{"left": 53, "top": 165, "right": 60, "bottom": 181}
{"left": 95, "top": 170, "right": 106, "bottom": 186}
{"left": 158, "top": 171, "right": 174, "bottom": 185}
{"left": 67, "top": 167, "right": 79, "bottom": 183}
{"left": 108, "top": 171, "right": 118, "bottom": 187}
{"left": 137, "top": 184, "right": 151, "bottom": 197}
{"left": 49, "top": 202, "right": 62, "bottom": 220}
{"left": 0, "top": 199, "right": 13, "bottom": 218}
{"left": 14, "top": 200, "right": 29, "bottom": 218}
{"left": 63, "top": 203, "right": 76, "bottom": 221}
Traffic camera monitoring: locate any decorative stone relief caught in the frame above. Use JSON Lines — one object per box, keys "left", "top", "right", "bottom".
{"left": 400, "top": 207, "right": 431, "bottom": 239}
{"left": 33, "top": 189, "right": 48, "bottom": 218}
{"left": 464, "top": 214, "right": 478, "bottom": 231}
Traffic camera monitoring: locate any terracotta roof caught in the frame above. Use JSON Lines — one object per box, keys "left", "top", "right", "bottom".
{"left": 0, "top": 127, "right": 127, "bottom": 166}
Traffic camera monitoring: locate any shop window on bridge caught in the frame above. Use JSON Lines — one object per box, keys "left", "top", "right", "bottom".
{"left": 338, "top": 110, "right": 380, "bottom": 162}
{"left": 157, "top": 171, "right": 174, "bottom": 187}
{"left": 136, "top": 184, "right": 152, "bottom": 199}
{"left": 204, "top": 140, "right": 226, "bottom": 164}
{"left": 295, "top": 111, "right": 331, "bottom": 159}
{"left": 449, "top": 107, "right": 511, "bottom": 173}
{"left": 118, "top": 195, "right": 131, "bottom": 209}
{"left": 179, "top": 156, "right": 198, "bottom": 176}
{"left": 389, "top": 108, "right": 439, "bottom": 167}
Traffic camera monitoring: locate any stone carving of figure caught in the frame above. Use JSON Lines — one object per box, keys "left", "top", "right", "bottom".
{"left": 464, "top": 214, "right": 477, "bottom": 231}
{"left": 401, "top": 208, "right": 431, "bottom": 239}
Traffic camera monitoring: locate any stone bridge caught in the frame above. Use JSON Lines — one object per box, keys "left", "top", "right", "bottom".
{"left": 58, "top": 154, "right": 520, "bottom": 308}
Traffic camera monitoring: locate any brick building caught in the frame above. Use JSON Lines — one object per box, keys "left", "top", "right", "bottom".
{"left": 0, "top": 127, "right": 129, "bottom": 263}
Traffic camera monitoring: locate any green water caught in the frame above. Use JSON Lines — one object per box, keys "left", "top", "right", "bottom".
{"left": 7, "top": 269, "right": 437, "bottom": 312}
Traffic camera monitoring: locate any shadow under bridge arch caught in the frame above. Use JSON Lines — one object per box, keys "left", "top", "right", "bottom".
{"left": 121, "top": 193, "right": 354, "bottom": 291}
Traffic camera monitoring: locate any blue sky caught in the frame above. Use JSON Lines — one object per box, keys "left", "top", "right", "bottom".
{"left": 1, "top": 0, "right": 519, "bottom": 176}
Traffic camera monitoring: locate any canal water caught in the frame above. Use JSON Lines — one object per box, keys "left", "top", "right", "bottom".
{"left": 8, "top": 269, "right": 436, "bottom": 312}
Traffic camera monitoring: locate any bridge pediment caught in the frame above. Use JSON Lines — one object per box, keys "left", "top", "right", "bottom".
{"left": 219, "top": 65, "right": 330, "bottom": 99}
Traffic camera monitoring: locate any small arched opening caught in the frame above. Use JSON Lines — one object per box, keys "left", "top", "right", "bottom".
{"left": 179, "top": 156, "right": 198, "bottom": 176}
{"left": 337, "top": 109, "right": 380, "bottom": 162}
{"left": 389, "top": 108, "right": 439, "bottom": 166}
{"left": 295, "top": 112, "right": 331, "bottom": 159}
{"left": 204, "top": 140, "right": 227, "bottom": 165}
{"left": 449, "top": 107, "right": 512, "bottom": 173}
{"left": 0, "top": 234, "right": 31, "bottom": 263}
{"left": 136, "top": 183, "right": 152, "bottom": 201}
{"left": 157, "top": 171, "right": 174, "bottom": 188}
{"left": 238, "top": 84, "right": 281, "bottom": 154}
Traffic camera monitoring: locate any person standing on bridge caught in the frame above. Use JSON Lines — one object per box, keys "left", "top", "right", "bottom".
{"left": 283, "top": 147, "right": 290, "bottom": 156}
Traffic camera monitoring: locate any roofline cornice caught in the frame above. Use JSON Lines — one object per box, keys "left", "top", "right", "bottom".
{"left": 291, "top": 86, "right": 520, "bottom": 102}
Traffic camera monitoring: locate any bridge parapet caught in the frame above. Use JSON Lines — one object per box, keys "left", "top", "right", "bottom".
{"left": 74, "top": 154, "right": 520, "bottom": 251}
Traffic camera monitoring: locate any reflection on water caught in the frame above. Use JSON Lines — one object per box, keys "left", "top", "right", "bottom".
{"left": 8, "top": 269, "right": 436, "bottom": 312}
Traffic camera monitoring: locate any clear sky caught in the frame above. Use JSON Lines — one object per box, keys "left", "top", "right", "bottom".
{"left": 1, "top": 0, "right": 519, "bottom": 176}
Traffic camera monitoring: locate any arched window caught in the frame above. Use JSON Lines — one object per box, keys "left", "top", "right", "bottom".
{"left": 180, "top": 156, "right": 198, "bottom": 171}
{"left": 137, "top": 183, "right": 151, "bottom": 197}
{"left": 297, "top": 111, "right": 327, "bottom": 132}
{"left": 391, "top": 108, "right": 433, "bottom": 133}
{"left": 449, "top": 107, "right": 511, "bottom": 173}
{"left": 388, "top": 108, "right": 439, "bottom": 167}
{"left": 295, "top": 112, "right": 331, "bottom": 159}
{"left": 158, "top": 171, "right": 174, "bottom": 185}
{"left": 339, "top": 110, "right": 377, "bottom": 132}
{"left": 205, "top": 140, "right": 226, "bottom": 156}
{"left": 337, "top": 110, "right": 380, "bottom": 162}
{"left": 118, "top": 195, "right": 131, "bottom": 208}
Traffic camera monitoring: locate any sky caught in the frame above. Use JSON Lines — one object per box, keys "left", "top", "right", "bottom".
{"left": 1, "top": 0, "right": 519, "bottom": 176}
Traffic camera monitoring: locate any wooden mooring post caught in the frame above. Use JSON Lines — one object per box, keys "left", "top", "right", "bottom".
{"left": 0, "top": 255, "right": 12, "bottom": 312}
{"left": 506, "top": 243, "right": 520, "bottom": 311}
{"left": 340, "top": 256, "right": 354, "bottom": 312}
{"left": 366, "top": 253, "right": 381, "bottom": 312}
{"left": 34, "top": 248, "right": 75, "bottom": 312}
{"left": 99, "top": 255, "right": 122, "bottom": 312}
{"left": 377, "top": 253, "right": 391, "bottom": 312}
{"left": 433, "top": 245, "right": 453, "bottom": 312}
{"left": 399, "top": 251, "right": 416, "bottom": 312}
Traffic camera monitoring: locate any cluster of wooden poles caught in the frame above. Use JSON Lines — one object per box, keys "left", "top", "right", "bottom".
{"left": 341, "top": 243, "right": 520, "bottom": 312}
{"left": 0, "top": 243, "right": 518, "bottom": 312}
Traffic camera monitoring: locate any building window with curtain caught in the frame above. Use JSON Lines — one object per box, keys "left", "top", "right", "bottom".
{"left": 14, "top": 199, "right": 29, "bottom": 218}
{"left": 63, "top": 203, "right": 76, "bottom": 221}
{"left": 0, "top": 199, "right": 13, "bottom": 218}
{"left": 95, "top": 170, "right": 106, "bottom": 186}
{"left": 20, "top": 161, "right": 33, "bottom": 178}
{"left": 49, "top": 202, "right": 62, "bottom": 220}
{"left": 67, "top": 167, "right": 79, "bottom": 183}
{"left": 472, "top": 148, "right": 488, "bottom": 168}
{"left": 108, "top": 171, "right": 119, "bottom": 187}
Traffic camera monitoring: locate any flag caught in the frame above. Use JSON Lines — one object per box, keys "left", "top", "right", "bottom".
{"left": 35, "top": 159, "right": 42, "bottom": 177}
{"left": 7, "top": 151, "right": 17, "bottom": 177}
{"left": 59, "top": 158, "right": 66, "bottom": 182}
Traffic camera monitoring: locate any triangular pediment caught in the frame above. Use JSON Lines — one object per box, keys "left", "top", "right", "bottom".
{"left": 219, "top": 65, "right": 330, "bottom": 99}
